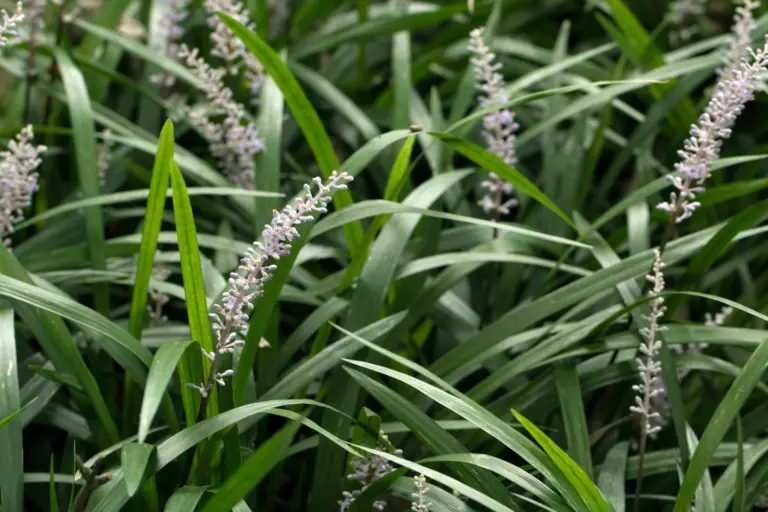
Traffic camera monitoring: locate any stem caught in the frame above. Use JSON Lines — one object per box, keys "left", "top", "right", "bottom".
{"left": 633, "top": 423, "right": 648, "bottom": 512}
{"left": 73, "top": 456, "right": 111, "bottom": 512}
{"left": 22, "top": 5, "right": 40, "bottom": 125}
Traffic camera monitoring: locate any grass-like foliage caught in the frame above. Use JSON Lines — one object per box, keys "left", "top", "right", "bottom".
{"left": 3, "top": 0, "right": 768, "bottom": 510}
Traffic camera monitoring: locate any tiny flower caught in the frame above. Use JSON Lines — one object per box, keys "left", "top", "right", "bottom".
{"left": 0, "top": 125, "right": 46, "bottom": 246}
{"left": 0, "top": 2, "right": 24, "bottom": 47}
{"left": 629, "top": 249, "right": 668, "bottom": 437}
{"left": 468, "top": 27, "right": 518, "bottom": 219}
{"left": 705, "top": 305, "right": 734, "bottom": 327}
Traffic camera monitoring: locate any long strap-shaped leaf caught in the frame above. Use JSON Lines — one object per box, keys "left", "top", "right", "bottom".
{"left": 0, "top": 309, "right": 23, "bottom": 512}
{"left": 53, "top": 47, "right": 109, "bottom": 315}
{"left": 219, "top": 13, "right": 364, "bottom": 255}
{"left": 170, "top": 163, "right": 211, "bottom": 423}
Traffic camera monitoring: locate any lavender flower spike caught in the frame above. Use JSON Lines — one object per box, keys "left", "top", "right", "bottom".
{"left": 720, "top": 0, "right": 760, "bottom": 79}
{"left": 204, "top": 0, "right": 264, "bottom": 101}
{"left": 0, "top": 125, "right": 46, "bottom": 246}
{"left": 657, "top": 36, "right": 768, "bottom": 223}
{"left": 178, "top": 43, "right": 263, "bottom": 188}
{"left": 468, "top": 27, "right": 519, "bottom": 218}
{"left": 0, "top": 2, "right": 24, "bottom": 47}
{"left": 189, "top": 172, "right": 353, "bottom": 397}
{"left": 629, "top": 249, "right": 667, "bottom": 437}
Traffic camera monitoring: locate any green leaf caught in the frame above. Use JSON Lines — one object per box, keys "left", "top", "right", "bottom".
{"left": 343, "top": 359, "right": 588, "bottom": 510}
{"left": 53, "top": 47, "right": 109, "bottom": 314}
{"left": 599, "top": 0, "right": 696, "bottom": 131}
{"left": 255, "top": 72, "right": 285, "bottom": 230}
{"left": 511, "top": 409, "right": 611, "bottom": 512}
{"left": 121, "top": 443, "right": 156, "bottom": 497}
{"left": 128, "top": 119, "right": 174, "bottom": 342}
{"left": 0, "top": 309, "right": 22, "bottom": 512}
{"left": 597, "top": 441, "right": 628, "bottom": 512}
{"left": 735, "top": 417, "right": 745, "bottom": 512}
{"left": 347, "top": 368, "right": 522, "bottom": 508}
{"left": 669, "top": 198, "right": 768, "bottom": 316}
{"left": 674, "top": 336, "right": 768, "bottom": 512}
{"left": 49, "top": 456, "right": 59, "bottom": 512}
{"left": 220, "top": 13, "right": 363, "bottom": 253}
{"left": 352, "top": 444, "right": 518, "bottom": 512}
{"left": 311, "top": 199, "right": 588, "bottom": 248}
{"left": 0, "top": 275, "right": 151, "bottom": 380}
{"left": 0, "top": 399, "right": 36, "bottom": 430}
{"left": 87, "top": 399, "right": 350, "bottom": 511}
{"left": 199, "top": 420, "right": 302, "bottom": 512}
{"left": 429, "top": 132, "right": 575, "bottom": 228}
{"left": 139, "top": 341, "right": 197, "bottom": 443}
{"left": 554, "top": 364, "right": 593, "bottom": 479}
{"left": 291, "top": 61, "right": 380, "bottom": 141}
{"left": 0, "top": 247, "right": 119, "bottom": 444}
{"left": 163, "top": 487, "right": 208, "bottom": 512}
{"left": 170, "top": 162, "right": 211, "bottom": 420}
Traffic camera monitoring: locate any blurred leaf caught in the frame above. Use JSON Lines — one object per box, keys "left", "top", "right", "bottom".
{"left": 163, "top": 486, "right": 208, "bottom": 512}
{"left": 53, "top": 47, "right": 109, "bottom": 314}
{"left": 597, "top": 441, "right": 628, "bottom": 512}
{"left": 121, "top": 443, "right": 156, "bottom": 497}
{"left": 199, "top": 420, "right": 302, "bottom": 512}
{"left": 429, "top": 133, "right": 575, "bottom": 228}
{"left": 139, "top": 341, "right": 197, "bottom": 443}
{"left": 554, "top": 365, "right": 593, "bottom": 479}
{"left": 0, "top": 309, "right": 22, "bottom": 512}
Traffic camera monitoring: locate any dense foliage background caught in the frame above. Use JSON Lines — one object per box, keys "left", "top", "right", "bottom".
{"left": 1, "top": 0, "right": 768, "bottom": 511}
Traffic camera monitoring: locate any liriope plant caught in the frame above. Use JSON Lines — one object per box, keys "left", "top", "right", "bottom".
{"left": 0, "top": 1, "right": 767, "bottom": 512}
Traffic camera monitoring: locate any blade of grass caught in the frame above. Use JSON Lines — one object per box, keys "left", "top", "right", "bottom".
{"left": 139, "top": 341, "right": 197, "bottom": 443}
{"left": 170, "top": 162, "right": 213, "bottom": 420}
{"left": 511, "top": 409, "right": 610, "bottom": 512}
{"left": 53, "top": 47, "right": 109, "bottom": 315}
{"left": 674, "top": 336, "right": 768, "bottom": 511}
{"left": 0, "top": 309, "right": 22, "bottom": 512}
{"left": 554, "top": 364, "right": 593, "bottom": 479}
{"left": 429, "top": 132, "right": 574, "bottom": 228}
{"left": 199, "top": 420, "right": 302, "bottom": 512}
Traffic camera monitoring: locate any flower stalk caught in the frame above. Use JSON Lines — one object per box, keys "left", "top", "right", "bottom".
{"left": 188, "top": 172, "right": 353, "bottom": 418}
{"left": 631, "top": 248, "right": 667, "bottom": 512}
